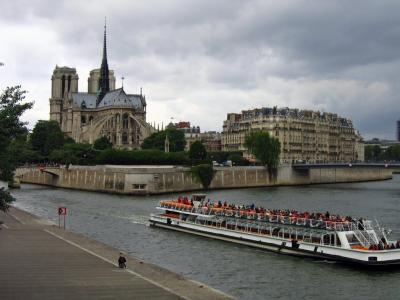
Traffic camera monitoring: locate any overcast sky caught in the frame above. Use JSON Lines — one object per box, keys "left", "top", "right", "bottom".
{"left": 1, "top": 0, "right": 399, "bottom": 139}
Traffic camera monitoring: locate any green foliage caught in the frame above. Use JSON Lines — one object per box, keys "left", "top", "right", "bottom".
{"left": 189, "top": 141, "right": 207, "bottom": 161}
{"left": 49, "top": 143, "right": 98, "bottom": 165}
{"left": 96, "top": 149, "right": 190, "bottom": 165}
{"left": 8, "top": 133, "right": 43, "bottom": 164}
{"left": 227, "top": 153, "right": 250, "bottom": 166}
{"left": 0, "top": 188, "right": 14, "bottom": 212}
{"left": 207, "top": 151, "right": 243, "bottom": 163}
{"left": 364, "top": 145, "right": 382, "bottom": 161}
{"left": 141, "top": 129, "right": 186, "bottom": 152}
{"left": 383, "top": 145, "right": 400, "bottom": 161}
{"left": 0, "top": 86, "right": 33, "bottom": 212}
{"left": 244, "top": 130, "right": 281, "bottom": 170}
{"left": 30, "top": 120, "right": 67, "bottom": 156}
{"left": 0, "top": 86, "right": 33, "bottom": 155}
{"left": 190, "top": 164, "right": 216, "bottom": 189}
{"left": 93, "top": 136, "right": 113, "bottom": 150}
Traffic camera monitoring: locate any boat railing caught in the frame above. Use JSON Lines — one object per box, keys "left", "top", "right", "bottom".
{"left": 158, "top": 201, "right": 362, "bottom": 232}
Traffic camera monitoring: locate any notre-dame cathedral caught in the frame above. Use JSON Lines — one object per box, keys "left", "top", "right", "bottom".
{"left": 49, "top": 24, "right": 152, "bottom": 149}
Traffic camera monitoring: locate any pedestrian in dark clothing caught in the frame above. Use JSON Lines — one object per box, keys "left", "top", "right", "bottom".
{"left": 118, "top": 253, "right": 127, "bottom": 268}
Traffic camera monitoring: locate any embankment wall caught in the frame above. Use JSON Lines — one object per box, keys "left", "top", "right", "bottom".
{"left": 16, "top": 165, "right": 393, "bottom": 195}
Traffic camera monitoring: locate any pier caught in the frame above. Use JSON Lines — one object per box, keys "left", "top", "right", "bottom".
{"left": 0, "top": 207, "right": 232, "bottom": 300}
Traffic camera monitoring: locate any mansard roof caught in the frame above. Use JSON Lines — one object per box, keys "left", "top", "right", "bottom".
{"left": 71, "top": 88, "right": 145, "bottom": 110}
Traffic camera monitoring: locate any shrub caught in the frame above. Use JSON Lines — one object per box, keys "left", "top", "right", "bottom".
{"left": 95, "top": 149, "right": 190, "bottom": 165}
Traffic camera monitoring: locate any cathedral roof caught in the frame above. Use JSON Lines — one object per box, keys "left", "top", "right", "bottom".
{"left": 72, "top": 93, "right": 97, "bottom": 108}
{"left": 71, "top": 88, "right": 145, "bottom": 110}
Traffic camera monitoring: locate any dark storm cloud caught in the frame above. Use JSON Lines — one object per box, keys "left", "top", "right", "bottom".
{"left": 1, "top": 0, "right": 399, "bottom": 138}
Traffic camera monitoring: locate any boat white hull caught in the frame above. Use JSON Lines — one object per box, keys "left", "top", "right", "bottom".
{"left": 150, "top": 214, "right": 400, "bottom": 267}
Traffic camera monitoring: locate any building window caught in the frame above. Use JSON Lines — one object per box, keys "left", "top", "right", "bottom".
{"left": 132, "top": 184, "right": 146, "bottom": 190}
{"left": 123, "top": 113, "right": 129, "bottom": 129}
{"left": 81, "top": 116, "right": 87, "bottom": 124}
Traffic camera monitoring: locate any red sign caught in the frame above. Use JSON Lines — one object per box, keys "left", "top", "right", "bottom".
{"left": 58, "top": 207, "right": 67, "bottom": 215}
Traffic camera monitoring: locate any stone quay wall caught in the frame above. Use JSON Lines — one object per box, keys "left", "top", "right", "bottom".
{"left": 16, "top": 164, "right": 393, "bottom": 195}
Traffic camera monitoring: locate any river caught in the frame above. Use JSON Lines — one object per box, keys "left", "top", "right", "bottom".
{"left": 10, "top": 176, "right": 400, "bottom": 300}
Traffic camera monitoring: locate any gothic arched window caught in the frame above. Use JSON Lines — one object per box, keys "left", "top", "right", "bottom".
{"left": 122, "top": 113, "right": 129, "bottom": 129}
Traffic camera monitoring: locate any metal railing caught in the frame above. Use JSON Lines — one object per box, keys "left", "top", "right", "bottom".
{"left": 159, "top": 201, "right": 363, "bottom": 232}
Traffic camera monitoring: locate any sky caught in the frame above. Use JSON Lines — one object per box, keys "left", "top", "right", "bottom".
{"left": 1, "top": 0, "right": 399, "bottom": 140}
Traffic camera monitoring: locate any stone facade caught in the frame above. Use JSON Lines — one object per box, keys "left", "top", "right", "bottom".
{"left": 168, "top": 121, "right": 222, "bottom": 151}
{"left": 222, "top": 107, "right": 364, "bottom": 163}
{"left": 49, "top": 25, "right": 152, "bottom": 149}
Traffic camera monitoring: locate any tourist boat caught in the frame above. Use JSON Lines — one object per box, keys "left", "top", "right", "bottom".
{"left": 149, "top": 194, "right": 400, "bottom": 266}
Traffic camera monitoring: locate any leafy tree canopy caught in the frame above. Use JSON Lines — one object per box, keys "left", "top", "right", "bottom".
{"left": 188, "top": 140, "right": 207, "bottom": 161}
{"left": 227, "top": 153, "right": 250, "bottom": 166}
{"left": 207, "top": 151, "right": 243, "bottom": 163}
{"left": 141, "top": 128, "right": 186, "bottom": 152}
{"left": 49, "top": 143, "right": 98, "bottom": 165}
{"left": 8, "top": 132, "right": 43, "bottom": 164}
{"left": 0, "top": 86, "right": 33, "bottom": 212}
{"left": 30, "top": 120, "right": 67, "bottom": 156}
{"left": 96, "top": 149, "right": 190, "bottom": 165}
{"left": 244, "top": 130, "right": 280, "bottom": 170}
{"left": 0, "top": 188, "right": 15, "bottom": 212}
{"left": 191, "top": 164, "right": 215, "bottom": 189}
{"left": 93, "top": 136, "right": 113, "bottom": 150}
{"left": 366, "top": 144, "right": 400, "bottom": 162}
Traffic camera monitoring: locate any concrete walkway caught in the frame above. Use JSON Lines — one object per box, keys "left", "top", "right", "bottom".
{"left": 0, "top": 207, "right": 233, "bottom": 300}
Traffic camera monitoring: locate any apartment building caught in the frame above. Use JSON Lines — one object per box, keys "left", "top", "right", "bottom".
{"left": 222, "top": 107, "right": 363, "bottom": 163}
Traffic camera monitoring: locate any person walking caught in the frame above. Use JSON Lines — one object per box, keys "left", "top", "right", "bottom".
{"left": 118, "top": 253, "right": 127, "bottom": 269}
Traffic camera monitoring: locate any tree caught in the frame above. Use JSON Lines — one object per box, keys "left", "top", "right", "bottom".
{"left": 227, "top": 153, "right": 249, "bottom": 166}
{"left": 0, "top": 188, "right": 15, "bottom": 212}
{"left": 188, "top": 141, "right": 207, "bottom": 161}
{"left": 8, "top": 132, "right": 43, "bottom": 164}
{"left": 191, "top": 164, "right": 216, "bottom": 189}
{"left": 93, "top": 136, "right": 113, "bottom": 150}
{"left": 381, "top": 145, "right": 400, "bottom": 161}
{"left": 0, "top": 86, "right": 33, "bottom": 211}
{"left": 49, "top": 143, "right": 98, "bottom": 165}
{"left": 244, "top": 130, "right": 280, "bottom": 171}
{"left": 365, "top": 145, "right": 382, "bottom": 162}
{"left": 30, "top": 120, "right": 66, "bottom": 157}
{"left": 141, "top": 128, "right": 186, "bottom": 152}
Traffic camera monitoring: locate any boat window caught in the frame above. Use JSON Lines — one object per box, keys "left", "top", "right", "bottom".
{"left": 346, "top": 233, "right": 361, "bottom": 245}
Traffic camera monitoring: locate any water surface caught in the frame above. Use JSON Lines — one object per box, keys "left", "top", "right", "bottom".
{"left": 11, "top": 176, "right": 400, "bottom": 299}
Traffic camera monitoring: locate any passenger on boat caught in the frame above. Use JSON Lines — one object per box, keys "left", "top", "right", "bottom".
{"left": 358, "top": 218, "right": 364, "bottom": 230}
{"left": 378, "top": 242, "right": 384, "bottom": 250}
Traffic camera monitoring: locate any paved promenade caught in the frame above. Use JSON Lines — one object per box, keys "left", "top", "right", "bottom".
{"left": 0, "top": 207, "right": 233, "bottom": 300}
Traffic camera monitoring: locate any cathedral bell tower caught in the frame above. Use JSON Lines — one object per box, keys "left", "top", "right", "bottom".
{"left": 49, "top": 66, "right": 78, "bottom": 124}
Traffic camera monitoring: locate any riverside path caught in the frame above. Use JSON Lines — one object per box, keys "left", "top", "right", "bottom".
{"left": 0, "top": 207, "right": 233, "bottom": 300}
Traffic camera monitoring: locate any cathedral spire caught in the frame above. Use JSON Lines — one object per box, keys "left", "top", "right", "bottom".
{"left": 97, "top": 17, "right": 110, "bottom": 105}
